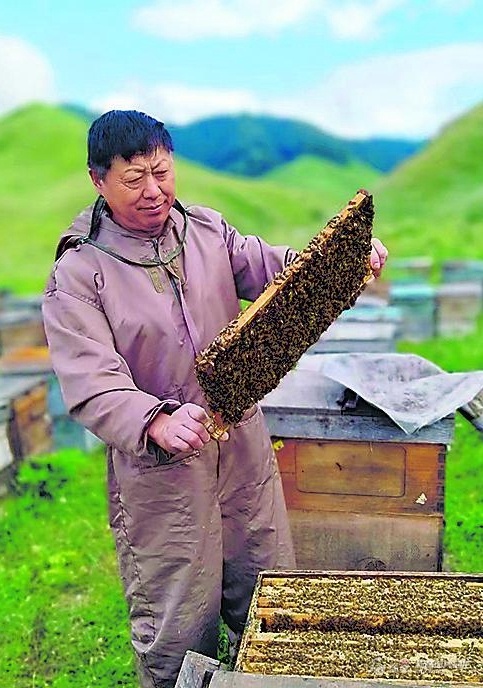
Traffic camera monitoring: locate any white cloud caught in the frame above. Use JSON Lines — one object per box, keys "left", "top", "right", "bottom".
{"left": 323, "top": 0, "right": 404, "bottom": 40}
{"left": 133, "top": 0, "right": 316, "bottom": 40}
{"left": 295, "top": 42, "right": 483, "bottom": 138}
{"left": 91, "top": 42, "right": 483, "bottom": 139}
{"left": 0, "top": 36, "right": 56, "bottom": 115}
{"left": 133, "top": 0, "right": 403, "bottom": 41}
{"left": 91, "top": 81, "right": 263, "bottom": 125}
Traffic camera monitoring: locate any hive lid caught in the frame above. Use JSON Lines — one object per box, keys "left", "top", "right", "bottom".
{"left": 0, "top": 373, "right": 48, "bottom": 402}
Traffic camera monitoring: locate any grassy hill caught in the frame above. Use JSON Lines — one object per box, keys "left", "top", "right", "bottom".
{"left": 262, "top": 155, "right": 380, "bottom": 209}
{"left": 374, "top": 102, "right": 483, "bottom": 264}
{"left": 0, "top": 104, "right": 357, "bottom": 295}
{"left": 0, "top": 104, "right": 95, "bottom": 294}
{"left": 2, "top": 100, "right": 483, "bottom": 294}
{"left": 168, "top": 113, "right": 424, "bottom": 176}
{"left": 169, "top": 114, "right": 353, "bottom": 176}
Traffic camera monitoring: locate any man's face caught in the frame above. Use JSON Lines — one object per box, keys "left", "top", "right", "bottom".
{"left": 90, "top": 147, "right": 176, "bottom": 232}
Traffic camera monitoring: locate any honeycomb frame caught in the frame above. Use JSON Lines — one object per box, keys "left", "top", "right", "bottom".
{"left": 195, "top": 190, "right": 374, "bottom": 424}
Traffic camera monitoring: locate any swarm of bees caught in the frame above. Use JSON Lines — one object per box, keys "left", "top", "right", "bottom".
{"left": 195, "top": 190, "right": 374, "bottom": 425}
{"left": 237, "top": 574, "right": 483, "bottom": 682}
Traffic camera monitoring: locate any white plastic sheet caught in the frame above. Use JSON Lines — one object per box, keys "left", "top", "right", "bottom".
{"left": 319, "top": 353, "right": 483, "bottom": 434}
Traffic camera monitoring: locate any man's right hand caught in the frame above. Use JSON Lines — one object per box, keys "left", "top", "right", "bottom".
{"left": 147, "top": 403, "right": 213, "bottom": 454}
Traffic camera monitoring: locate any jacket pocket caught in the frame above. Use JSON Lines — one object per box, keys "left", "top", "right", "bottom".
{"left": 233, "top": 403, "right": 260, "bottom": 428}
{"left": 139, "top": 445, "right": 201, "bottom": 473}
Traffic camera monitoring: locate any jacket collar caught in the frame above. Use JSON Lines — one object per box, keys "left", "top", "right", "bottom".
{"left": 55, "top": 200, "right": 187, "bottom": 264}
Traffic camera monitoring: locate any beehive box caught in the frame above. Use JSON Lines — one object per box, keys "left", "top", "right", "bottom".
{"left": 0, "top": 399, "right": 15, "bottom": 495}
{"left": 2, "top": 294, "right": 43, "bottom": 312}
{"left": 0, "top": 349, "right": 102, "bottom": 453}
{"left": 389, "top": 284, "right": 436, "bottom": 340}
{"left": 362, "top": 278, "right": 391, "bottom": 303}
{"left": 442, "top": 260, "right": 483, "bottom": 293}
{"left": 236, "top": 571, "right": 483, "bottom": 684}
{"left": 436, "top": 282, "right": 483, "bottom": 337}
{"left": 307, "top": 320, "right": 398, "bottom": 354}
{"left": 0, "top": 398, "right": 14, "bottom": 471}
{"left": 390, "top": 257, "right": 434, "bottom": 283}
{"left": 0, "top": 289, "right": 11, "bottom": 312}
{"left": 260, "top": 365, "right": 453, "bottom": 571}
{"left": 0, "top": 311, "right": 46, "bottom": 354}
{"left": 0, "top": 374, "right": 52, "bottom": 459}
{"left": 339, "top": 303, "right": 403, "bottom": 327}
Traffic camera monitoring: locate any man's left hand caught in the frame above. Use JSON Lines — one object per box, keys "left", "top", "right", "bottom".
{"left": 370, "top": 238, "right": 388, "bottom": 279}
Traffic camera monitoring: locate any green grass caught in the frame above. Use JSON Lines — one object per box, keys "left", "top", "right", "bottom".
{"left": 397, "top": 319, "right": 483, "bottom": 572}
{"left": 0, "top": 450, "right": 233, "bottom": 686}
{"left": 262, "top": 155, "right": 380, "bottom": 209}
{"left": 0, "top": 449, "right": 137, "bottom": 687}
{"left": 374, "top": 102, "right": 483, "bottom": 262}
{"left": 0, "top": 104, "right": 338, "bottom": 295}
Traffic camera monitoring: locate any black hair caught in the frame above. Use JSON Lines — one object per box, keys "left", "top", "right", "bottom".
{"left": 87, "top": 110, "right": 174, "bottom": 179}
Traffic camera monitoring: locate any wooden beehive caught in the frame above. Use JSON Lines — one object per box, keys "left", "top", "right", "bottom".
{"left": 236, "top": 571, "right": 483, "bottom": 684}
{"left": 389, "top": 283, "right": 436, "bottom": 341}
{"left": 2, "top": 294, "right": 44, "bottom": 312}
{"left": 260, "top": 362, "right": 454, "bottom": 572}
{"left": 0, "top": 349, "right": 102, "bottom": 453}
{"left": 0, "top": 311, "right": 46, "bottom": 354}
{"left": 176, "top": 650, "right": 483, "bottom": 687}
{"left": 442, "top": 260, "right": 483, "bottom": 296}
{"left": 436, "top": 282, "right": 483, "bottom": 337}
{"left": 0, "top": 374, "right": 52, "bottom": 460}
{"left": 0, "top": 397, "right": 15, "bottom": 483}
{"left": 361, "top": 277, "right": 391, "bottom": 303}
{"left": 306, "top": 320, "right": 398, "bottom": 354}
{"left": 390, "top": 256, "right": 434, "bottom": 283}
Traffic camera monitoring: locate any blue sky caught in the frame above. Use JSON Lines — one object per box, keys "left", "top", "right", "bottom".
{"left": 2, "top": 0, "right": 483, "bottom": 139}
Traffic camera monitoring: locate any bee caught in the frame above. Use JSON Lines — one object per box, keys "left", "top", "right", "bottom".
{"left": 195, "top": 191, "right": 374, "bottom": 424}
{"left": 238, "top": 574, "right": 483, "bottom": 681}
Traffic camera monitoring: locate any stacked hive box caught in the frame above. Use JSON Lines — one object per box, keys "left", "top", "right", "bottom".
{"left": 0, "top": 396, "right": 15, "bottom": 494}
{"left": 442, "top": 259, "right": 483, "bottom": 294}
{"left": 390, "top": 257, "right": 434, "bottom": 284}
{"left": 389, "top": 283, "right": 437, "bottom": 341}
{"left": 0, "top": 347, "right": 101, "bottom": 453}
{"left": 0, "top": 374, "right": 52, "bottom": 462}
{"left": 260, "top": 361, "right": 454, "bottom": 572}
{"left": 236, "top": 571, "right": 483, "bottom": 684}
{"left": 436, "top": 282, "right": 483, "bottom": 337}
{"left": 0, "top": 311, "right": 46, "bottom": 354}
{"left": 307, "top": 319, "right": 398, "bottom": 354}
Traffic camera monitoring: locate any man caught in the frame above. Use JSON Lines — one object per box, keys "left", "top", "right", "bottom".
{"left": 43, "top": 110, "right": 388, "bottom": 687}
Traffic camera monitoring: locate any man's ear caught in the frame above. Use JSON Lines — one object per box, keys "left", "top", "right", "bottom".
{"left": 89, "top": 168, "right": 103, "bottom": 193}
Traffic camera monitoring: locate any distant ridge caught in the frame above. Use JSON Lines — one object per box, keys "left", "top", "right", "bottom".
{"left": 2, "top": 100, "right": 482, "bottom": 294}
{"left": 168, "top": 113, "right": 425, "bottom": 176}
{"left": 0, "top": 103, "right": 332, "bottom": 293}
{"left": 60, "top": 105, "right": 424, "bottom": 177}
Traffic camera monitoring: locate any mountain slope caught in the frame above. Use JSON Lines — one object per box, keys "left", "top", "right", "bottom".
{"left": 3, "top": 101, "right": 483, "bottom": 295}
{"left": 0, "top": 104, "right": 334, "bottom": 294}
{"left": 262, "top": 155, "right": 380, "bottom": 209}
{"left": 62, "top": 104, "right": 424, "bottom": 175}
{"left": 0, "top": 103, "right": 95, "bottom": 294}
{"left": 168, "top": 113, "right": 424, "bottom": 176}
{"left": 374, "top": 102, "right": 483, "bottom": 261}
{"left": 169, "top": 114, "right": 351, "bottom": 176}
